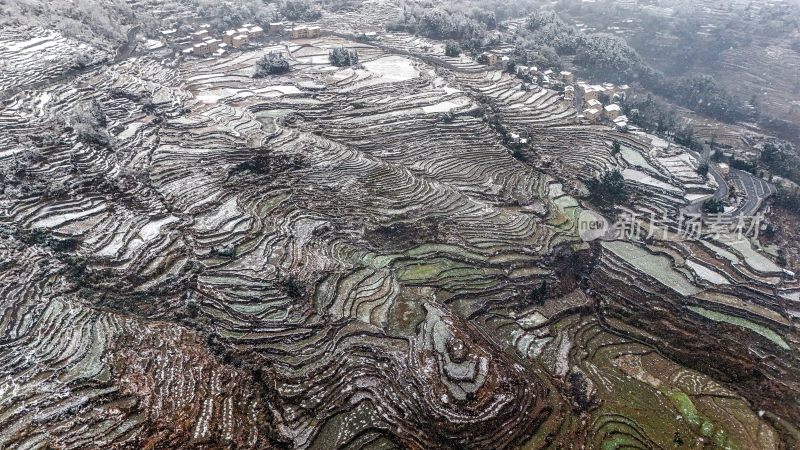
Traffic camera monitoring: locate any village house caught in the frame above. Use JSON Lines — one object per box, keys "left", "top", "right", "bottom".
{"left": 290, "top": 27, "right": 307, "bottom": 39}
{"left": 223, "top": 30, "right": 237, "bottom": 45}
{"left": 232, "top": 34, "right": 249, "bottom": 49}
{"left": 192, "top": 38, "right": 219, "bottom": 56}
{"left": 583, "top": 108, "right": 602, "bottom": 123}
{"left": 613, "top": 115, "right": 629, "bottom": 131}
{"left": 614, "top": 84, "right": 631, "bottom": 102}
{"left": 290, "top": 26, "right": 320, "bottom": 39}
{"left": 560, "top": 71, "right": 574, "bottom": 83}
{"left": 718, "top": 162, "right": 730, "bottom": 176}
{"left": 191, "top": 30, "right": 210, "bottom": 41}
{"left": 480, "top": 52, "right": 499, "bottom": 66}
{"left": 604, "top": 103, "right": 622, "bottom": 119}
{"left": 269, "top": 22, "right": 285, "bottom": 34}
{"left": 564, "top": 85, "right": 575, "bottom": 101}
{"left": 159, "top": 29, "right": 178, "bottom": 43}
{"left": 586, "top": 98, "right": 603, "bottom": 109}
{"left": 579, "top": 83, "right": 607, "bottom": 102}
{"left": 249, "top": 26, "right": 264, "bottom": 38}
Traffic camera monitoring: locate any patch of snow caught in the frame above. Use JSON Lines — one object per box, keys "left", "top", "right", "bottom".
{"left": 421, "top": 96, "right": 471, "bottom": 114}
{"left": 622, "top": 169, "right": 681, "bottom": 193}
{"left": 362, "top": 56, "right": 418, "bottom": 81}
{"left": 687, "top": 260, "right": 730, "bottom": 285}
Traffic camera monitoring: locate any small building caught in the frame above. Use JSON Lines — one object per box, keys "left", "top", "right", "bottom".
{"left": 564, "top": 85, "right": 575, "bottom": 101}
{"left": 480, "top": 52, "right": 498, "bottom": 66}
{"left": 307, "top": 26, "right": 321, "bottom": 38}
{"left": 237, "top": 27, "right": 251, "bottom": 36}
{"left": 199, "top": 24, "right": 211, "bottom": 30}
{"left": 193, "top": 42, "right": 214, "bottom": 56}
{"left": 232, "top": 34, "right": 249, "bottom": 49}
{"left": 586, "top": 99, "right": 603, "bottom": 109}
{"left": 583, "top": 108, "right": 602, "bottom": 123}
{"left": 718, "top": 162, "right": 730, "bottom": 176}
{"left": 223, "top": 30, "right": 237, "bottom": 45}
{"left": 560, "top": 70, "right": 574, "bottom": 83}
{"left": 269, "top": 22, "right": 285, "bottom": 34}
{"left": 249, "top": 26, "right": 264, "bottom": 38}
{"left": 191, "top": 30, "right": 210, "bottom": 41}
{"left": 194, "top": 38, "right": 220, "bottom": 55}
{"left": 160, "top": 29, "right": 178, "bottom": 42}
{"left": 580, "top": 84, "right": 607, "bottom": 101}
{"left": 540, "top": 75, "right": 551, "bottom": 87}
{"left": 604, "top": 103, "right": 622, "bottom": 119}
{"left": 290, "top": 27, "right": 308, "bottom": 39}
{"left": 613, "top": 115, "right": 628, "bottom": 131}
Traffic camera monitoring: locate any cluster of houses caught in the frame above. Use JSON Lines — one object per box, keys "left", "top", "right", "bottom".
{"left": 577, "top": 82, "right": 630, "bottom": 129}
{"left": 473, "top": 47, "right": 634, "bottom": 130}
{"left": 510, "top": 64, "right": 576, "bottom": 91}
{"left": 221, "top": 24, "right": 264, "bottom": 50}
{"left": 160, "top": 21, "right": 321, "bottom": 58}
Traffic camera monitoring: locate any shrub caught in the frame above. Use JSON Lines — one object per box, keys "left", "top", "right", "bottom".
{"left": 527, "top": 281, "right": 547, "bottom": 305}
{"left": 586, "top": 170, "right": 628, "bottom": 208}
{"left": 697, "top": 161, "right": 709, "bottom": 176}
{"left": 187, "top": 300, "right": 199, "bottom": 318}
{"left": 445, "top": 41, "right": 461, "bottom": 57}
{"left": 611, "top": 140, "right": 621, "bottom": 155}
{"left": 505, "top": 59, "right": 516, "bottom": 74}
{"left": 279, "top": 0, "right": 321, "bottom": 21}
{"left": 773, "top": 186, "right": 800, "bottom": 214}
{"left": 702, "top": 198, "right": 724, "bottom": 213}
{"left": 328, "top": 46, "right": 359, "bottom": 66}
{"left": 69, "top": 100, "right": 111, "bottom": 148}
{"left": 254, "top": 52, "right": 290, "bottom": 77}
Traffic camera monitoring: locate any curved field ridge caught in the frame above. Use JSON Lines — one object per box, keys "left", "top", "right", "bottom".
{"left": 0, "top": 9, "right": 798, "bottom": 449}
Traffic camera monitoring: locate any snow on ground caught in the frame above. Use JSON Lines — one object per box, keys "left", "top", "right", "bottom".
{"left": 685, "top": 193, "right": 713, "bottom": 202}
{"left": 687, "top": 260, "right": 730, "bottom": 285}
{"left": 658, "top": 153, "right": 700, "bottom": 180}
{"left": 622, "top": 169, "right": 682, "bottom": 193}
{"left": 363, "top": 56, "right": 418, "bottom": 81}
{"left": 421, "top": 96, "right": 472, "bottom": 114}
{"left": 196, "top": 94, "right": 221, "bottom": 104}
{"left": 720, "top": 236, "right": 783, "bottom": 274}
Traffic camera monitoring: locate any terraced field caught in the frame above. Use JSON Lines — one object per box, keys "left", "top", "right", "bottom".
{"left": 1, "top": 4, "right": 799, "bottom": 448}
